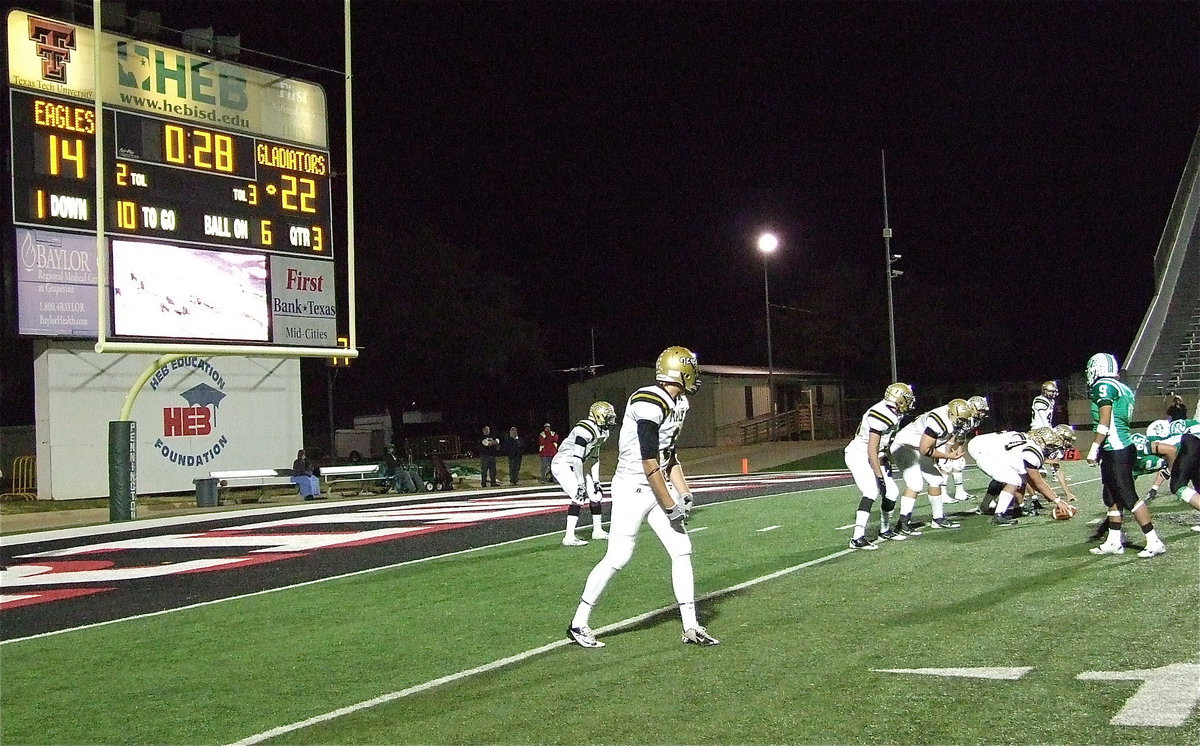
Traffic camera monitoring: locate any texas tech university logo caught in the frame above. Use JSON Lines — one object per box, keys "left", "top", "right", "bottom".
{"left": 28, "top": 16, "right": 77, "bottom": 83}
{"left": 149, "top": 358, "right": 230, "bottom": 467}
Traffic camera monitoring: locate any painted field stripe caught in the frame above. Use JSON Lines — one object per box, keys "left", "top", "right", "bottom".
{"left": 0, "top": 481, "right": 847, "bottom": 646}
{"left": 229, "top": 542, "right": 856, "bottom": 745}
{"left": 757, "top": 525, "right": 781, "bottom": 532}
{"left": 873, "top": 667, "right": 1032, "bottom": 680}
{"left": 687, "top": 526, "right": 709, "bottom": 533}
{"left": 835, "top": 523, "right": 855, "bottom": 530}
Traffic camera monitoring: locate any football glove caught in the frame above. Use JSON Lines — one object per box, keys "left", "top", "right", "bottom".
{"left": 680, "top": 493, "right": 694, "bottom": 509}
{"left": 590, "top": 480, "right": 604, "bottom": 502}
{"left": 572, "top": 486, "right": 588, "bottom": 506}
{"left": 875, "top": 476, "right": 887, "bottom": 499}
{"left": 1085, "top": 442, "right": 1100, "bottom": 466}
{"left": 665, "top": 501, "right": 689, "bottom": 532}
{"left": 1145, "top": 486, "right": 1159, "bottom": 503}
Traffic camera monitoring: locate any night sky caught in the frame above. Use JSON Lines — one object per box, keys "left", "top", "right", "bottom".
{"left": 5, "top": 0, "right": 1199, "bottom": 431}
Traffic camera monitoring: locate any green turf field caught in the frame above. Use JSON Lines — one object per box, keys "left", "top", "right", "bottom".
{"left": 1, "top": 460, "right": 1197, "bottom": 745}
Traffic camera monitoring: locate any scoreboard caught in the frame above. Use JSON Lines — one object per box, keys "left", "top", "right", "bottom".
{"left": 7, "top": 9, "right": 339, "bottom": 348}
{"left": 10, "top": 89, "right": 332, "bottom": 256}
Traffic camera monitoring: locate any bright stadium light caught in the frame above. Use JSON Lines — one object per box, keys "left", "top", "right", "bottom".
{"left": 757, "top": 232, "right": 779, "bottom": 438}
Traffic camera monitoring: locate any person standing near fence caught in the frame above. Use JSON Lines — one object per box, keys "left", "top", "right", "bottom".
{"left": 502, "top": 426, "right": 524, "bottom": 485}
{"left": 537, "top": 423, "right": 559, "bottom": 483}
{"left": 479, "top": 426, "right": 500, "bottom": 487}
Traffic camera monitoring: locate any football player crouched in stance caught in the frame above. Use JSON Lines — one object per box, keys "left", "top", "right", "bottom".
{"left": 553, "top": 401, "right": 617, "bottom": 546}
{"left": 567, "top": 346, "right": 718, "bottom": 648}
{"left": 844, "top": 382, "right": 915, "bottom": 549}
{"left": 942, "top": 395, "right": 989, "bottom": 504}
{"left": 887, "top": 398, "right": 975, "bottom": 533}
{"left": 967, "top": 427, "right": 1076, "bottom": 526}
{"left": 1135, "top": 420, "right": 1200, "bottom": 532}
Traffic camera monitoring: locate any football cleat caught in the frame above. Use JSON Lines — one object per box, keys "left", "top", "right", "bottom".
{"left": 562, "top": 536, "right": 588, "bottom": 547}
{"left": 682, "top": 626, "right": 720, "bottom": 646}
{"left": 877, "top": 529, "right": 907, "bottom": 541}
{"left": 567, "top": 625, "right": 604, "bottom": 648}
{"left": 897, "top": 521, "right": 922, "bottom": 537}
{"left": 656, "top": 346, "right": 700, "bottom": 394}
{"left": 992, "top": 514, "right": 1018, "bottom": 526}
{"left": 1089, "top": 542, "right": 1124, "bottom": 555}
{"left": 1192, "top": 525, "right": 1200, "bottom": 533}
{"left": 591, "top": 529, "right": 609, "bottom": 540}
{"left": 1137, "top": 541, "right": 1167, "bottom": 558}
{"left": 931, "top": 517, "right": 961, "bottom": 529}
{"left": 849, "top": 536, "right": 879, "bottom": 550}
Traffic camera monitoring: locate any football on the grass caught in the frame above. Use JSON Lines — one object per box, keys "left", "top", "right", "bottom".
{"left": 1053, "top": 503, "right": 1076, "bottom": 520}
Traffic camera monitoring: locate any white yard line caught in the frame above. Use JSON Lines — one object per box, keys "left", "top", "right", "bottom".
{"left": 230, "top": 533, "right": 854, "bottom": 745}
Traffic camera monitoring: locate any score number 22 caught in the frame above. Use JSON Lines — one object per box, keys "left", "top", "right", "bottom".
{"left": 245, "top": 175, "right": 318, "bottom": 213}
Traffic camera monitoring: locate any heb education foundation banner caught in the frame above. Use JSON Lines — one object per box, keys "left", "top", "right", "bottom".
{"left": 34, "top": 343, "right": 302, "bottom": 499}
{"left": 7, "top": 9, "right": 328, "bottom": 148}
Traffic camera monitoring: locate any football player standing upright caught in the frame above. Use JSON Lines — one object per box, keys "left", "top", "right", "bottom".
{"left": 567, "top": 346, "right": 718, "bottom": 648}
{"left": 1030, "top": 380, "right": 1059, "bottom": 430}
{"left": 553, "top": 401, "right": 617, "bottom": 546}
{"left": 1084, "top": 353, "right": 1166, "bottom": 558}
{"left": 843, "top": 382, "right": 915, "bottom": 549}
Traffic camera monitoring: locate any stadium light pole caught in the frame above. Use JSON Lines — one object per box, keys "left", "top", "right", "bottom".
{"left": 881, "top": 150, "right": 899, "bottom": 382}
{"left": 757, "top": 232, "right": 779, "bottom": 439}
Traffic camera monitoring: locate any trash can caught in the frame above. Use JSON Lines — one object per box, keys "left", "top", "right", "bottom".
{"left": 194, "top": 477, "right": 220, "bottom": 507}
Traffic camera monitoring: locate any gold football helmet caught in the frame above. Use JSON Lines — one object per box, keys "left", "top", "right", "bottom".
{"left": 655, "top": 346, "right": 700, "bottom": 394}
{"left": 1029, "top": 426, "right": 1065, "bottom": 455}
{"left": 968, "top": 395, "right": 989, "bottom": 419}
{"left": 1052, "top": 423, "right": 1076, "bottom": 447}
{"left": 588, "top": 401, "right": 617, "bottom": 428}
{"left": 947, "top": 398, "right": 974, "bottom": 428}
{"left": 1041, "top": 380, "right": 1059, "bottom": 398}
{"left": 883, "top": 382, "right": 916, "bottom": 413}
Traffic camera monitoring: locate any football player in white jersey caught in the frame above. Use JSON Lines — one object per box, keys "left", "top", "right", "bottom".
{"left": 966, "top": 427, "right": 1076, "bottom": 525}
{"left": 888, "top": 399, "right": 974, "bottom": 533}
{"left": 553, "top": 401, "right": 617, "bottom": 546}
{"left": 844, "top": 382, "right": 915, "bottom": 549}
{"left": 942, "top": 395, "right": 988, "bottom": 503}
{"left": 1030, "top": 381, "right": 1058, "bottom": 430}
{"left": 567, "top": 346, "right": 718, "bottom": 648}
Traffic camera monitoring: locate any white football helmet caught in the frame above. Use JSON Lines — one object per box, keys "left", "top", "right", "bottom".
{"left": 1041, "top": 380, "right": 1059, "bottom": 398}
{"left": 883, "top": 382, "right": 916, "bottom": 414}
{"left": 1085, "top": 353, "right": 1119, "bottom": 386}
{"left": 588, "top": 401, "right": 617, "bottom": 428}
{"left": 968, "top": 395, "right": 989, "bottom": 419}
{"left": 655, "top": 346, "right": 700, "bottom": 394}
{"left": 1146, "top": 419, "right": 1171, "bottom": 439}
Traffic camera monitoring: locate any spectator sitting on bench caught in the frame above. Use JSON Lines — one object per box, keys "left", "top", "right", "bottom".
{"left": 291, "top": 449, "right": 321, "bottom": 500}
{"left": 384, "top": 444, "right": 418, "bottom": 493}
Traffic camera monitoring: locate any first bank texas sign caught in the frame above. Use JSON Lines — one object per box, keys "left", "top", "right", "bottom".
{"left": 148, "top": 357, "right": 230, "bottom": 468}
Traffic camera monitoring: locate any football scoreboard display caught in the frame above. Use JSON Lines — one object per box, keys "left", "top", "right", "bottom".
{"left": 7, "top": 8, "right": 338, "bottom": 346}
{"left": 11, "top": 89, "right": 331, "bottom": 255}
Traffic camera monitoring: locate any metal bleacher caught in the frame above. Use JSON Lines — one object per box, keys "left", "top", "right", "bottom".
{"left": 1125, "top": 124, "right": 1200, "bottom": 397}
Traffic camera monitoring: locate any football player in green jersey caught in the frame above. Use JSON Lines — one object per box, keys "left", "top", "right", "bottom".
{"left": 1084, "top": 353, "right": 1166, "bottom": 558}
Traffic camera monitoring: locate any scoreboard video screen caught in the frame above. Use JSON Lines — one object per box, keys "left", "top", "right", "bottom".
{"left": 7, "top": 8, "right": 338, "bottom": 348}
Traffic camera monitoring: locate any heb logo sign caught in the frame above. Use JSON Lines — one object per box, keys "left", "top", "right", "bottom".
{"left": 149, "top": 357, "right": 229, "bottom": 467}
